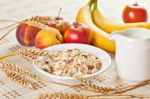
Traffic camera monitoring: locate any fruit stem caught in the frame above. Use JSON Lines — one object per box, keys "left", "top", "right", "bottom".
{"left": 87, "top": 0, "right": 96, "bottom": 6}
{"left": 73, "top": 22, "right": 78, "bottom": 28}
{"left": 133, "top": 0, "right": 138, "bottom": 6}
{"left": 57, "top": 8, "right": 62, "bottom": 19}
{"left": 93, "top": 0, "right": 98, "bottom": 11}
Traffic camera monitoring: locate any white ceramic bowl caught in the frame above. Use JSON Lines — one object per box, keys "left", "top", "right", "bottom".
{"left": 33, "top": 44, "right": 111, "bottom": 85}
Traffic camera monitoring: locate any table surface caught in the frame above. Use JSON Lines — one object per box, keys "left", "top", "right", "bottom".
{"left": 0, "top": 0, "right": 150, "bottom": 99}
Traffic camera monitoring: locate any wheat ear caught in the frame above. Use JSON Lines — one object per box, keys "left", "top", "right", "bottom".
{"left": 0, "top": 48, "right": 46, "bottom": 60}
{"left": 5, "top": 69, "right": 34, "bottom": 89}
{"left": 35, "top": 93, "right": 89, "bottom": 99}
{"left": 75, "top": 76, "right": 115, "bottom": 93}
{"left": 35, "top": 92, "right": 150, "bottom": 99}
{"left": 17, "top": 48, "right": 50, "bottom": 61}
{"left": 0, "top": 61, "right": 39, "bottom": 80}
{"left": 18, "top": 48, "right": 49, "bottom": 56}
{"left": 24, "top": 16, "right": 53, "bottom": 25}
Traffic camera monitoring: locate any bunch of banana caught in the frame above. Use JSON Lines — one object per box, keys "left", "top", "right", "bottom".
{"left": 76, "top": 0, "right": 150, "bottom": 53}
{"left": 76, "top": 0, "right": 115, "bottom": 53}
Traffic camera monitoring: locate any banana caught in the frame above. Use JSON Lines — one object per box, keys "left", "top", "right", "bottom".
{"left": 76, "top": 0, "right": 115, "bottom": 53}
{"left": 92, "top": 0, "right": 150, "bottom": 33}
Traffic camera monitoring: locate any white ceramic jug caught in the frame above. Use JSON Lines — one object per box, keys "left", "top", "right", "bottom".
{"left": 109, "top": 28, "right": 150, "bottom": 83}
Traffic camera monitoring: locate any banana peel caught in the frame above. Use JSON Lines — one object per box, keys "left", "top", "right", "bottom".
{"left": 76, "top": 0, "right": 115, "bottom": 53}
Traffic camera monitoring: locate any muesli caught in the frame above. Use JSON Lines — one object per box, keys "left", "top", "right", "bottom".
{"left": 36, "top": 48, "right": 102, "bottom": 77}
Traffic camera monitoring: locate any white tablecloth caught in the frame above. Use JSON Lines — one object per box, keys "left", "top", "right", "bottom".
{"left": 0, "top": 0, "right": 150, "bottom": 99}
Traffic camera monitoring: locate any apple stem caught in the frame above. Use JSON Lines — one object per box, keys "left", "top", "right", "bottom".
{"left": 133, "top": 0, "right": 138, "bottom": 6}
{"left": 73, "top": 22, "right": 78, "bottom": 28}
{"left": 57, "top": 8, "right": 62, "bottom": 19}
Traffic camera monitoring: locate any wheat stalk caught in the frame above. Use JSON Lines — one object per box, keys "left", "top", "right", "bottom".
{"left": 89, "top": 94, "right": 150, "bottom": 99}
{"left": 0, "top": 61, "right": 39, "bottom": 80}
{"left": 0, "top": 23, "right": 18, "bottom": 30}
{"left": 0, "top": 16, "right": 58, "bottom": 41}
{"left": 35, "top": 92, "right": 150, "bottom": 99}
{"left": 5, "top": 69, "right": 34, "bottom": 89}
{"left": 0, "top": 52, "right": 17, "bottom": 60}
{"left": 75, "top": 76, "right": 115, "bottom": 94}
{"left": 112, "top": 79, "right": 150, "bottom": 94}
{"left": 0, "top": 48, "right": 49, "bottom": 61}
{"left": 35, "top": 93, "right": 89, "bottom": 99}
{"left": 0, "top": 24, "right": 18, "bottom": 40}
{"left": 0, "top": 19, "right": 20, "bottom": 40}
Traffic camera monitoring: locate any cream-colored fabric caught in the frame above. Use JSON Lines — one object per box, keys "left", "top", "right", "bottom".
{"left": 0, "top": 0, "right": 150, "bottom": 99}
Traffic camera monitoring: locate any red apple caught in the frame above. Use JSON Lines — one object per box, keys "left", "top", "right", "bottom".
{"left": 122, "top": 2, "right": 148, "bottom": 23}
{"left": 16, "top": 23, "right": 40, "bottom": 46}
{"left": 49, "top": 17, "right": 70, "bottom": 34}
{"left": 63, "top": 23, "right": 92, "bottom": 44}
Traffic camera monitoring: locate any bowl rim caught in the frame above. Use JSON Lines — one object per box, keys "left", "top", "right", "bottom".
{"left": 33, "top": 43, "right": 111, "bottom": 80}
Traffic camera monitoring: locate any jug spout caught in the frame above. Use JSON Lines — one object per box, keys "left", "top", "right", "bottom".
{"left": 109, "top": 33, "right": 123, "bottom": 41}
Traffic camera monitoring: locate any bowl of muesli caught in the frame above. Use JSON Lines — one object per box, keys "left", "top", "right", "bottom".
{"left": 33, "top": 44, "right": 111, "bottom": 85}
